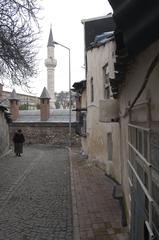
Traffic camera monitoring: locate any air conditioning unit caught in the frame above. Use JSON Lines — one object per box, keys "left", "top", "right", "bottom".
{"left": 99, "top": 99, "right": 119, "bottom": 122}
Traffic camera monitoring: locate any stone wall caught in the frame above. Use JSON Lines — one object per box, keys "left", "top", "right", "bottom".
{"left": 0, "top": 109, "right": 10, "bottom": 156}
{"left": 10, "top": 122, "right": 80, "bottom": 147}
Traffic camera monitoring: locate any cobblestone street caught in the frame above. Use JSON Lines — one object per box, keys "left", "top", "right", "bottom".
{"left": 0, "top": 145, "right": 73, "bottom": 240}
{"left": 0, "top": 144, "right": 129, "bottom": 240}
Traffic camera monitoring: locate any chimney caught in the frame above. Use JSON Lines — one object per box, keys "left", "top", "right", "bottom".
{"left": 9, "top": 89, "right": 19, "bottom": 121}
{"left": 39, "top": 87, "right": 50, "bottom": 121}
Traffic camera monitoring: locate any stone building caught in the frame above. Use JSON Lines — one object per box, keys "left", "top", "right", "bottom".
{"left": 108, "top": 1, "right": 159, "bottom": 238}
{"left": 74, "top": 3, "right": 159, "bottom": 240}
{"left": 77, "top": 15, "right": 121, "bottom": 179}
{"left": 1, "top": 89, "right": 39, "bottom": 110}
{"left": 86, "top": 34, "right": 122, "bottom": 181}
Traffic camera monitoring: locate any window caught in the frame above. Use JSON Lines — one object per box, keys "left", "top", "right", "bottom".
{"left": 103, "top": 64, "right": 110, "bottom": 99}
{"left": 128, "top": 124, "right": 157, "bottom": 238}
{"left": 107, "top": 132, "right": 113, "bottom": 161}
{"left": 90, "top": 77, "right": 94, "bottom": 102}
{"left": 128, "top": 102, "right": 159, "bottom": 239}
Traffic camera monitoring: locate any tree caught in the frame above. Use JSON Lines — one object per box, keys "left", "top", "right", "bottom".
{"left": 0, "top": 0, "right": 41, "bottom": 88}
{"left": 55, "top": 91, "right": 69, "bottom": 109}
{"left": 55, "top": 91, "right": 76, "bottom": 109}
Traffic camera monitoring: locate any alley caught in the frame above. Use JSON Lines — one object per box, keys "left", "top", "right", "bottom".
{"left": 0, "top": 144, "right": 129, "bottom": 240}
{"left": 0, "top": 145, "right": 73, "bottom": 240}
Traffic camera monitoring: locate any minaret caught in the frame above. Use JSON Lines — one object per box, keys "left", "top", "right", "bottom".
{"left": 45, "top": 27, "right": 57, "bottom": 109}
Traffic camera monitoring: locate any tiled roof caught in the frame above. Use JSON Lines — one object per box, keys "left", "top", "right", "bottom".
{"left": 40, "top": 87, "right": 50, "bottom": 99}
{"left": 72, "top": 80, "right": 86, "bottom": 94}
{"left": 89, "top": 31, "right": 114, "bottom": 49}
{"left": 8, "top": 89, "right": 19, "bottom": 100}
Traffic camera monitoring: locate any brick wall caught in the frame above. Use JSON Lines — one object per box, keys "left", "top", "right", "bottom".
{"left": 40, "top": 99, "right": 50, "bottom": 121}
{"left": 10, "top": 122, "right": 80, "bottom": 146}
{"left": 10, "top": 100, "right": 19, "bottom": 121}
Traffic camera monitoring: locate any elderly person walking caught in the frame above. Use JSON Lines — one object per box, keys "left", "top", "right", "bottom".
{"left": 13, "top": 129, "right": 25, "bottom": 157}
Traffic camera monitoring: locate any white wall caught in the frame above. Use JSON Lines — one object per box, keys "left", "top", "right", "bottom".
{"left": 81, "top": 88, "right": 88, "bottom": 155}
{"left": 86, "top": 40, "right": 121, "bottom": 182}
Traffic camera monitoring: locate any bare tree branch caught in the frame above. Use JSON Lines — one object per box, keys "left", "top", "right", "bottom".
{"left": 0, "top": 0, "right": 41, "bottom": 89}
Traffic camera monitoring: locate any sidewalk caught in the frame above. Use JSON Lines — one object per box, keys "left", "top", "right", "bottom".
{"left": 70, "top": 147, "right": 129, "bottom": 240}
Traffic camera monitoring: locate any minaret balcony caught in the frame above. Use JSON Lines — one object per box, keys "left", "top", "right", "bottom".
{"left": 45, "top": 58, "right": 57, "bottom": 68}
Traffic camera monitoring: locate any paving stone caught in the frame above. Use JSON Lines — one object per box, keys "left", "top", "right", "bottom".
{"left": 0, "top": 144, "right": 73, "bottom": 240}
{"left": 0, "top": 144, "right": 130, "bottom": 240}
{"left": 70, "top": 146, "right": 130, "bottom": 240}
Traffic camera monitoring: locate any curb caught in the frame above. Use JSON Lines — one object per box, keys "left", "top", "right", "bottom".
{"left": 68, "top": 147, "right": 80, "bottom": 240}
{"left": 0, "top": 149, "right": 12, "bottom": 159}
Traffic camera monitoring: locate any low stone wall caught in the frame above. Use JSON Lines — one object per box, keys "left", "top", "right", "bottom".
{"left": 9, "top": 122, "right": 80, "bottom": 146}
{"left": 0, "top": 110, "right": 10, "bottom": 156}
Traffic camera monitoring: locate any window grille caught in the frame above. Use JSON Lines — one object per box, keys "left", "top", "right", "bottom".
{"left": 128, "top": 100, "right": 159, "bottom": 240}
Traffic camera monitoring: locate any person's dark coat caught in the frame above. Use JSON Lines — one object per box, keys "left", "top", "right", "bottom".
{"left": 13, "top": 131, "right": 25, "bottom": 154}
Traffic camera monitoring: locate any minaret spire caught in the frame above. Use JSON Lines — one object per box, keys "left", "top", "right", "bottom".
{"left": 47, "top": 25, "right": 54, "bottom": 47}
{"left": 45, "top": 25, "right": 57, "bottom": 109}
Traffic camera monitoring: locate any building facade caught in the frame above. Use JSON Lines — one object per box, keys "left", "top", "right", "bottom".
{"left": 86, "top": 38, "right": 121, "bottom": 181}
{"left": 1, "top": 90, "right": 39, "bottom": 109}
{"left": 107, "top": 1, "right": 159, "bottom": 239}
{"left": 118, "top": 39, "right": 159, "bottom": 240}
{"left": 73, "top": 8, "right": 159, "bottom": 239}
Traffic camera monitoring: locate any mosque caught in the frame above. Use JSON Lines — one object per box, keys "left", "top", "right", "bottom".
{"left": 0, "top": 27, "right": 76, "bottom": 124}
{"left": 0, "top": 28, "right": 78, "bottom": 146}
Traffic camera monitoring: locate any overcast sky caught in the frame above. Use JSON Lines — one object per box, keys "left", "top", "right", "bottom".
{"left": 4, "top": 0, "right": 112, "bottom": 96}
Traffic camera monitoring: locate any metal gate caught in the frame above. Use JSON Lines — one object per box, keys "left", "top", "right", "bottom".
{"left": 128, "top": 100, "right": 159, "bottom": 240}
